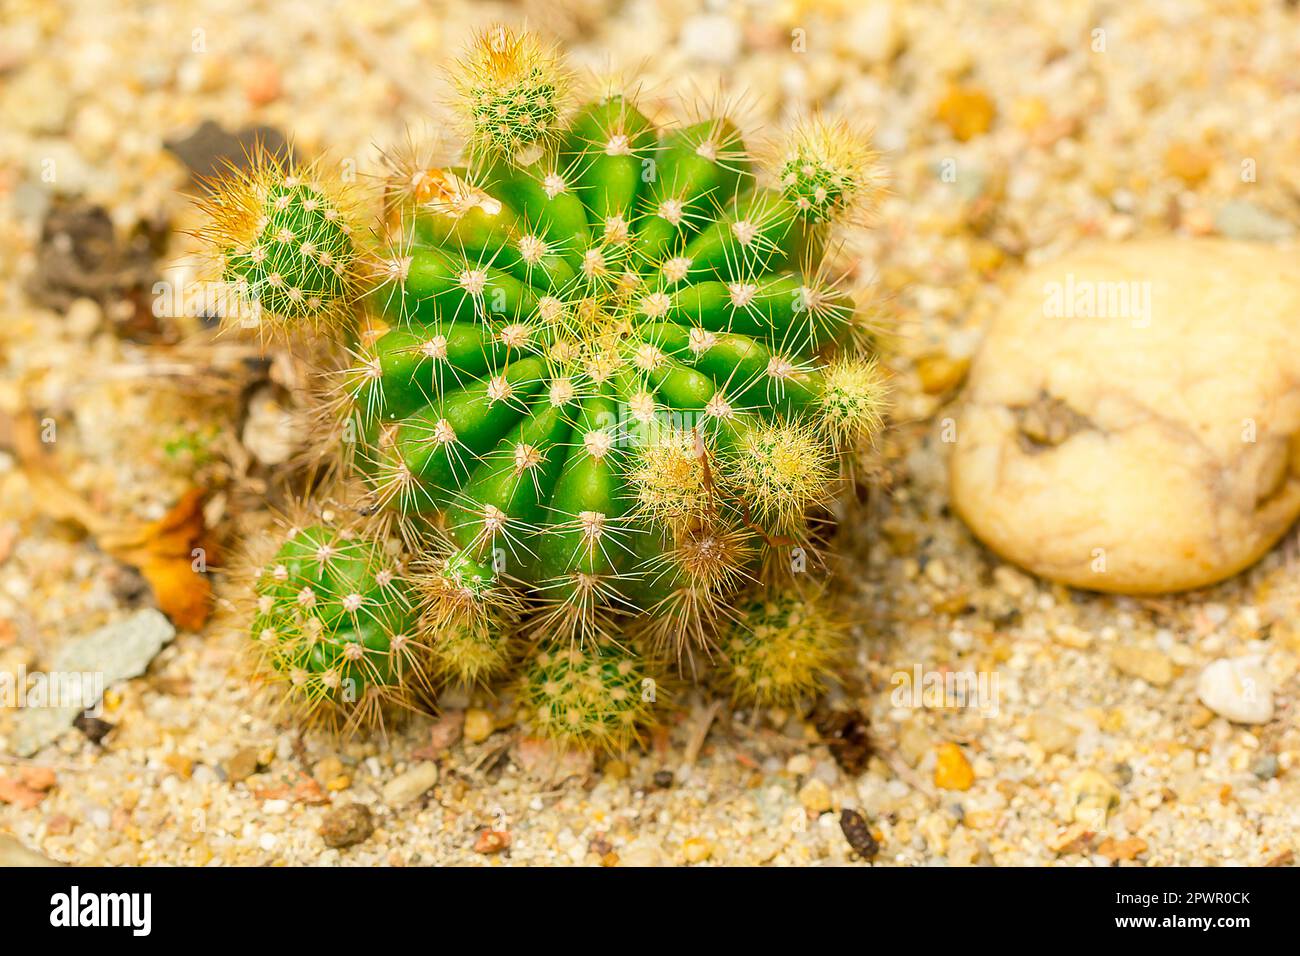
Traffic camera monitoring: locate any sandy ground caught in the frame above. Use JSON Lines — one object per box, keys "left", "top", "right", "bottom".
{"left": 2, "top": 0, "right": 1299, "bottom": 866}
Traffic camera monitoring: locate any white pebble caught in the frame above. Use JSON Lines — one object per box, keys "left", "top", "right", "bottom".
{"left": 1197, "top": 656, "right": 1274, "bottom": 724}
{"left": 382, "top": 761, "right": 439, "bottom": 808}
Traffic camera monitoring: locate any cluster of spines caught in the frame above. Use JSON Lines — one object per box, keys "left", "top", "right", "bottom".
{"left": 517, "top": 636, "right": 658, "bottom": 753}
{"left": 211, "top": 24, "right": 888, "bottom": 747}
{"left": 773, "top": 116, "right": 886, "bottom": 227}
{"left": 718, "top": 588, "right": 848, "bottom": 707}
{"left": 415, "top": 547, "right": 519, "bottom": 687}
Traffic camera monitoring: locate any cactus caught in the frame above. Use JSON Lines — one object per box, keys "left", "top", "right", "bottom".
{"left": 450, "top": 25, "right": 571, "bottom": 166}
{"left": 773, "top": 116, "right": 885, "bottom": 227}
{"left": 416, "top": 546, "right": 519, "bottom": 687}
{"left": 335, "top": 46, "right": 885, "bottom": 652}
{"left": 719, "top": 588, "right": 847, "bottom": 708}
{"left": 195, "top": 154, "right": 363, "bottom": 338}
{"left": 241, "top": 511, "right": 428, "bottom": 733}
{"left": 211, "top": 24, "right": 889, "bottom": 749}
{"left": 517, "top": 637, "right": 659, "bottom": 752}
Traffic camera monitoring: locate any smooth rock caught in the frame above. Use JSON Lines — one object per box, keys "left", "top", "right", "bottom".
{"left": 843, "top": 2, "right": 902, "bottom": 65}
{"left": 1110, "top": 646, "right": 1175, "bottom": 686}
{"left": 381, "top": 761, "right": 438, "bottom": 808}
{"left": 1066, "top": 769, "right": 1120, "bottom": 827}
{"left": 1196, "top": 656, "right": 1274, "bottom": 724}
{"left": 682, "top": 837, "right": 713, "bottom": 863}
{"left": 510, "top": 736, "right": 594, "bottom": 784}
{"left": 620, "top": 838, "right": 666, "bottom": 867}
{"left": 786, "top": 753, "right": 813, "bottom": 776}
{"left": 1027, "top": 713, "right": 1078, "bottom": 754}
{"left": 10, "top": 609, "right": 175, "bottom": 757}
{"left": 223, "top": 747, "right": 262, "bottom": 784}
{"left": 64, "top": 297, "right": 102, "bottom": 339}
{"left": 462, "top": 708, "right": 494, "bottom": 744}
{"left": 933, "top": 742, "right": 975, "bottom": 791}
{"left": 951, "top": 239, "right": 1300, "bottom": 594}
{"left": 1252, "top": 754, "right": 1279, "bottom": 780}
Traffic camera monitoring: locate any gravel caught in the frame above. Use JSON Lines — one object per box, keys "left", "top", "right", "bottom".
{"left": 1, "top": 0, "right": 1298, "bottom": 867}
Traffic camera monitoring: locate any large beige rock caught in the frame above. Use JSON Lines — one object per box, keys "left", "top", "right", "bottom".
{"left": 951, "top": 238, "right": 1300, "bottom": 594}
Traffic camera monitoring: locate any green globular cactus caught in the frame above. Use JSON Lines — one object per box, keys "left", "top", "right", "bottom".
{"left": 450, "top": 25, "right": 571, "bottom": 166}
{"left": 719, "top": 588, "right": 847, "bottom": 708}
{"left": 326, "top": 28, "right": 886, "bottom": 668}
{"left": 245, "top": 514, "right": 428, "bottom": 732}
{"left": 775, "top": 115, "right": 886, "bottom": 228}
{"left": 213, "top": 24, "right": 890, "bottom": 749}
{"left": 196, "top": 155, "right": 362, "bottom": 337}
{"left": 517, "top": 637, "right": 659, "bottom": 753}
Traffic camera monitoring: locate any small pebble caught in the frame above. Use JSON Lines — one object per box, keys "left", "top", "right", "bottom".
{"left": 382, "top": 762, "right": 439, "bottom": 808}
{"left": 319, "top": 803, "right": 373, "bottom": 849}
{"left": 1164, "top": 141, "right": 1213, "bottom": 186}
{"left": 620, "top": 839, "right": 665, "bottom": 867}
{"left": 474, "top": 830, "right": 511, "bottom": 855}
{"left": 799, "top": 778, "right": 833, "bottom": 813}
{"left": 1027, "top": 713, "right": 1078, "bottom": 754}
{"left": 1110, "top": 646, "right": 1175, "bottom": 687}
{"left": 935, "top": 85, "right": 996, "bottom": 141}
{"left": 679, "top": 14, "right": 742, "bottom": 65}
{"left": 933, "top": 742, "right": 975, "bottom": 791}
{"left": 844, "top": 3, "right": 901, "bottom": 65}
{"left": 163, "top": 755, "right": 193, "bottom": 779}
{"left": 463, "top": 708, "right": 494, "bottom": 744}
{"left": 72, "top": 715, "right": 113, "bottom": 745}
{"left": 1097, "top": 836, "right": 1147, "bottom": 862}
{"left": 1066, "top": 770, "right": 1120, "bottom": 827}
{"left": 682, "top": 837, "right": 713, "bottom": 863}
{"left": 1197, "top": 656, "right": 1274, "bottom": 724}
{"left": 313, "top": 756, "right": 344, "bottom": 783}
{"left": 1251, "top": 754, "right": 1279, "bottom": 781}
{"left": 1213, "top": 200, "right": 1293, "bottom": 241}
{"left": 64, "top": 297, "right": 102, "bottom": 338}
{"left": 897, "top": 721, "right": 931, "bottom": 767}
{"left": 224, "top": 747, "right": 262, "bottom": 784}
{"left": 244, "top": 58, "right": 282, "bottom": 106}
{"left": 916, "top": 354, "right": 970, "bottom": 395}
{"left": 19, "top": 767, "right": 56, "bottom": 791}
